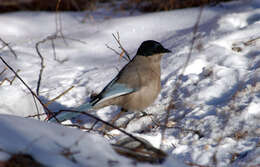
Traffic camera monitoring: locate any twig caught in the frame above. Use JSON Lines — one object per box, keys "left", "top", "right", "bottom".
{"left": 55, "top": 0, "right": 67, "bottom": 45}
{"left": 9, "top": 69, "right": 20, "bottom": 84}
{"left": 58, "top": 109, "right": 164, "bottom": 154}
{"left": 0, "top": 38, "right": 18, "bottom": 59}
{"left": 34, "top": 33, "right": 85, "bottom": 95}
{"left": 32, "top": 94, "right": 41, "bottom": 120}
{"left": 35, "top": 39, "right": 46, "bottom": 96}
{"left": 0, "top": 54, "right": 56, "bottom": 121}
{"left": 112, "top": 32, "right": 131, "bottom": 61}
{"left": 105, "top": 43, "right": 121, "bottom": 55}
{"left": 243, "top": 36, "right": 260, "bottom": 46}
{"left": 25, "top": 112, "right": 47, "bottom": 118}
{"left": 106, "top": 44, "right": 129, "bottom": 62}
{"left": 63, "top": 123, "right": 101, "bottom": 133}
{"left": 0, "top": 69, "right": 20, "bottom": 86}
{"left": 45, "top": 86, "right": 74, "bottom": 106}
{"left": 63, "top": 36, "right": 86, "bottom": 44}
{"left": 160, "top": 100, "right": 173, "bottom": 149}
{"left": 0, "top": 67, "right": 7, "bottom": 76}
{"left": 51, "top": 39, "right": 57, "bottom": 60}
{"left": 160, "top": 5, "right": 204, "bottom": 149}
{"left": 181, "top": 5, "right": 203, "bottom": 75}
{"left": 88, "top": 120, "right": 99, "bottom": 132}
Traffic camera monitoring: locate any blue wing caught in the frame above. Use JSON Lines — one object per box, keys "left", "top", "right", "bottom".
{"left": 48, "top": 82, "right": 136, "bottom": 123}
{"left": 94, "top": 83, "right": 135, "bottom": 105}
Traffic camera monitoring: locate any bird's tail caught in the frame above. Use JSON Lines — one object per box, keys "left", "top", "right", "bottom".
{"left": 48, "top": 102, "right": 94, "bottom": 123}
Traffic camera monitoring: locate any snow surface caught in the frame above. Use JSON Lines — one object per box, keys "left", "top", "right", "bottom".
{"left": 0, "top": 0, "right": 260, "bottom": 166}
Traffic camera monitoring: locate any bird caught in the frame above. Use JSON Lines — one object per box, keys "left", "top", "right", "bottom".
{"left": 48, "top": 40, "right": 171, "bottom": 123}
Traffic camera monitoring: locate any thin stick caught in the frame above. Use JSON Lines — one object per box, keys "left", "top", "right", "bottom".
{"left": 32, "top": 94, "right": 41, "bottom": 120}
{"left": 0, "top": 38, "right": 18, "bottom": 59}
{"left": 45, "top": 86, "right": 74, "bottom": 106}
{"left": 0, "top": 56, "right": 55, "bottom": 119}
{"left": 0, "top": 69, "right": 20, "bottom": 86}
{"left": 180, "top": 5, "right": 203, "bottom": 75}
{"left": 112, "top": 32, "right": 131, "bottom": 61}
{"left": 160, "top": 5, "right": 204, "bottom": 149}
{"left": 0, "top": 67, "right": 7, "bottom": 76}
{"left": 10, "top": 69, "right": 20, "bottom": 84}
{"left": 51, "top": 39, "right": 57, "bottom": 60}
{"left": 63, "top": 122, "right": 102, "bottom": 133}
{"left": 244, "top": 36, "right": 260, "bottom": 46}
{"left": 88, "top": 120, "right": 99, "bottom": 132}
{"left": 58, "top": 109, "right": 163, "bottom": 154}
{"left": 55, "top": 0, "right": 68, "bottom": 45}
{"left": 105, "top": 44, "right": 121, "bottom": 55}
{"left": 25, "top": 112, "right": 47, "bottom": 118}
{"left": 35, "top": 40, "right": 46, "bottom": 96}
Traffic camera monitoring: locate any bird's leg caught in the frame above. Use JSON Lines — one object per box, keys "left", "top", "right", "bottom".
{"left": 110, "top": 108, "right": 127, "bottom": 125}
{"left": 99, "top": 108, "right": 127, "bottom": 132}
{"left": 117, "top": 111, "right": 154, "bottom": 129}
{"left": 136, "top": 110, "right": 153, "bottom": 118}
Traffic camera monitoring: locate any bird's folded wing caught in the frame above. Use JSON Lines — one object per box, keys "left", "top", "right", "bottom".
{"left": 48, "top": 83, "right": 136, "bottom": 123}
{"left": 94, "top": 83, "right": 136, "bottom": 105}
{"left": 48, "top": 102, "right": 93, "bottom": 123}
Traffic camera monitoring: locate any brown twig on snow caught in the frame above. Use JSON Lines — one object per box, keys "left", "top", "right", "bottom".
{"left": 0, "top": 38, "right": 58, "bottom": 121}
{"left": 45, "top": 86, "right": 74, "bottom": 106}
{"left": 181, "top": 5, "right": 203, "bottom": 76}
{"left": 63, "top": 123, "right": 102, "bottom": 133}
{"left": 0, "top": 55, "right": 56, "bottom": 120}
{"left": 35, "top": 34, "right": 85, "bottom": 96}
{"left": 58, "top": 109, "right": 164, "bottom": 155}
{"left": 55, "top": 0, "right": 67, "bottom": 45}
{"left": 35, "top": 5, "right": 86, "bottom": 95}
{"left": 112, "top": 32, "right": 131, "bottom": 61}
{"left": 87, "top": 120, "right": 99, "bottom": 132}
{"left": 0, "top": 67, "right": 7, "bottom": 76}
{"left": 243, "top": 36, "right": 260, "bottom": 46}
{"left": 105, "top": 44, "right": 122, "bottom": 56}
{"left": 25, "top": 112, "right": 47, "bottom": 118}
{"left": 0, "top": 69, "right": 20, "bottom": 86}
{"left": 32, "top": 94, "right": 41, "bottom": 120}
{"left": 160, "top": 5, "right": 204, "bottom": 149}
{"left": 0, "top": 38, "right": 18, "bottom": 59}
{"left": 35, "top": 40, "right": 46, "bottom": 96}
{"left": 26, "top": 85, "right": 75, "bottom": 118}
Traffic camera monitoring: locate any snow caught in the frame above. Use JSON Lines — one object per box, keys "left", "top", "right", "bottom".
{"left": 0, "top": 0, "right": 260, "bottom": 167}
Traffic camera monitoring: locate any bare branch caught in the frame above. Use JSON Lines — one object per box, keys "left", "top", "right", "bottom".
{"left": 0, "top": 67, "right": 7, "bottom": 76}
{"left": 87, "top": 120, "right": 99, "bottom": 132}
{"left": 45, "top": 86, "right": 74, "bottom": 106}
{"left": 35, "top": 33, "right": 85, "bottom": 96}
{"left": 160, "top": 5, "right": 204, "bottom": 149}
{"left": 0, "top": 38, "right": 18, "bottom": 59}
{"left": 0, "top": 55, "right": 55, "bottom": 119}
{"left": 32, "top": 94, "right": 41, "bottom": 120}
{"left": 51, "top": 39, "right": 57, "bottom": 60}
{"left": 0, "top": 69, "right": 20, "bottom": 86}
{"left": 25, "top": 112, "right": 47, "bottom": 118}
{"left": 35, "top": 39, "right": 46, "bottom": 96}
{"left": 180, "top": 6, "right": 203, "bottom": 75}
{"left": 55, "top": 0, "right": 68, "bottom": 45}
{"left": 63, "top": 123, "right": 101, "bottom": 133}
{"left": 57, "top": 109, "right": 165, "bottom": 155}
{"left": 105, "top": 44, "right": 121, "bottom": 56}
{"left": 105, "top": 44, "right": 129, "bottom": 62}
{"left": 112, "top": 32, "right": 131, "bottom": 61}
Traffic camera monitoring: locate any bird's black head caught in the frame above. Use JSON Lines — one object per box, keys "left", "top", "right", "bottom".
{"left": 136, "top": 40, "right": 171, "bottom": 56}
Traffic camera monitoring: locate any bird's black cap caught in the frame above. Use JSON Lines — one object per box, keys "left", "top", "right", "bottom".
{"left": 136, "top": 40, "right": 171, "bottom": 56}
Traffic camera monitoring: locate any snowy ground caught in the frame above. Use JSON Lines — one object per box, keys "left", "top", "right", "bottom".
{"left": 0, "top": 0, "right": 260, "bottom": 167}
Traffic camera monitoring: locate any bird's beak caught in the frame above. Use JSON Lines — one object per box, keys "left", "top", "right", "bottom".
{"left": 162, "top": 48, "right": 171, "bottom": 54}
